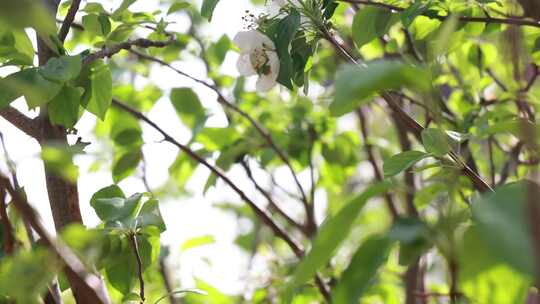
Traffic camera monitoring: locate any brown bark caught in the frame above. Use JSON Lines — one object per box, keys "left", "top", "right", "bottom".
{"left": 36, "top": 1, "right": 110, "bottom": 302}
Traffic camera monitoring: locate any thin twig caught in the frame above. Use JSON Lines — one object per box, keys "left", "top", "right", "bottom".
{"left": 0, "top": 175, "right": 110, "bottom": 304}
{"left": 322, "top": 26, "right": 493, "bottom": 193}
{"left": 339, "top": 0, "right": 540, "bottom": 28}
{"left": 356, "top": 108, "right": 399, "bottom": 219}
{"left": 0, "top": 188, "right": 15, "bottom": 254}
{"left": 0, "top": 107, "right": 41, "bottom": 140}
{"left": 83, "top": 38, "right": 176, "bottom": 65}
{"left": 129, "top": 233, "right": 145, "bottom": 303}
{"left": 240, "top": 160, "right": 307, "bottom": 234}
{"left": 58, "top": 0, "right": 82, "bottom": 42}
{"left": 129, "top": 49, "right": 312, "bottom": 219}
{"left": 111, "top": 99, "right": 331, "bottom": 301}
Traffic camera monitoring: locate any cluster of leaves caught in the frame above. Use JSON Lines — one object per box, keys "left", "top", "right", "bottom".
{"left": 1, "top": 0, "right": 540, "bottom": 303}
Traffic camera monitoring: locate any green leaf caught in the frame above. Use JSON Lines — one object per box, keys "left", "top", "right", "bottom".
{"left": 383, "top": 151, "right": 430, "bottom": 178}
{"left": 197, "top": 128, "right": 240, "bottom": 151}
{"left": 0, "top": 248, "right": 60, "bottom": 303}
{"left": 401, "top": 0, "right": 432, "bottom": 28}
{"left": 421, "top": 128, "right": 451, "bottom": 157}
{"left": 48, "top": 86, "right": 83, "bottom": 128}
{"left": 0, "top": 29, "right": 34, "bottom": 65}
{"left": 40, "top": 55, "right": 82, "bottom": 82}
{"left": 331, "top": 236, "right": 393, "bottom": 304}
{"left": 472, "top": 181, "right": 537, "bottom": 277}
{"left": 138, "top": 199, "right": 166, "bottom": 232}
{"left": 181, "top": 235, "right": 216, "bottom": 251}
{"left": 352, "top": 7, "right": 399, "bottom": 48}
{"left": 170, "top": 87, "right": 206, "bottom": 129}
{"left": 82, "top": 14, "right": 111, "bottom": 37}
{"left": 0, "top": 0, "right": 57, "bottom": 41}
{"left": 207, "top": 34, "right": 231, "bottom": 67}
{"left": 169, "top": 152, "right": 199, "bottom": 189}
{"left": 106, "top": 234, "right": 157, "bottom": 295}
{"left": 41, "top": 144, "right": 80, "bottom": 181}
{"left": 83, "top": 59, "right": 112, "bottom": 120}
{"left": 168, "top": 1, "right": 190, "bottom": 15}
{"left": 2, "top": 68, "right": 62, "bottom": 109}
{"left": 112, "top": 150, "right": 142, "bottom": 183}
{"left": 0, "top": 76, "right": 22, "bottom": 109}
{"left": 90, "top": 185, "right": 128, "bottom": 221}
{"left": 284, "top": 182, "right": 392, "bottom": 298}
{"left": 201, "top": 0, "right": 220, "bottom": 21}
{"left": 459, "top": 226, "right": 531, "bottom": 304}
{"left": 272, "top": 11, "right": 301, "bottom": 90}
{"left": 113, "top": 0, "right": 137, "bottom": 16}
{"left": 330, "top": 61, "right": 430, "bottom": 116}
{"left": 389, "top": 217, "right": 431, "bottom": 265}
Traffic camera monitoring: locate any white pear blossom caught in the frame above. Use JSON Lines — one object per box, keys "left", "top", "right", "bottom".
{"left": 234, "top": 30, "right": 280, "bottom": 92}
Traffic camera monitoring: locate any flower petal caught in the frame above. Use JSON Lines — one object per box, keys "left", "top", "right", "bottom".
{"left": 256, "top": 75, "right": 277, "bottom": 92}
{"left": 234, "top": 30, "right": 275, "bottom": 52}
{"left": 267, "top": 51, "right": 280, "bottom": 79}
{"left": 236, "top": 53, "right": 256, "bottom": 76}
{"left": 233, "top": 30, "right": 259, "bottom": 52}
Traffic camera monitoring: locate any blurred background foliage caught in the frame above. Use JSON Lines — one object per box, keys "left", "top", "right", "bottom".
{"left": 0, "top": 0, "right": 540, "bottom": 303}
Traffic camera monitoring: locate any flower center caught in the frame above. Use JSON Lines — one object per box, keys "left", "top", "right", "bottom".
{"left": 250, "top": 47, "right": 271, "bottom": 75}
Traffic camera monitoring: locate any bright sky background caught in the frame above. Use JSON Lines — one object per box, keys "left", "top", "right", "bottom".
{"left": 0, "top": 0, "right": 328, "bottom": 296}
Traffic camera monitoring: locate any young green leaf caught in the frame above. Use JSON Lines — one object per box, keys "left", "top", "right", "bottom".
{"left": 83, "top": 59, "right": 112, "bottom": 120}
{"left": 168, "top": 1, "right": 190, "bottom": 15}
{"left": 40, "top": 55, "right": 82, "bottom": 82}
{"left": 330, "top": 61, "right": 430, "bottom": 116}
{"left": 472, "top": 181, "right": 537, "bottom": 277}
{"left": 352, "top": 7, "right": 398, "bottom": 48}
{"left": 170, "top": 87, "right": 206, "bottom": 129}
{"left": 1, "top": 68, "right": 62, "bottom": 109}
{"left": 268, "top": 11, "right": 301, "bottom": 90}
{"left": 383, "top": 151, "right": 430, "bottom": 178}
{"left": 421, "top": 128, "right": 451, "bottom": 157}
{"left": 284, "top": 182, "right": 392, "bottom": 298}
{"left": 331, "top": 236, "right": 393, "bottom": 304}
{"left": 112, "top": 150, "right": 142, "bottom": 183}
{"left": 201, "top": 0, "right": 220, "bottom": 21}
{"left": 401, "top": 0, "right": 432, "bottom": 28}
{"left": 48, "top": 86, "right": 83, "bottom": 128}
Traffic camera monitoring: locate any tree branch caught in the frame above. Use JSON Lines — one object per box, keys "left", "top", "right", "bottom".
{"left": 0, "top": 107, "right": 41, "bottom": 140}
{"left": 322, "top": 28, "right": 493, "bottom": 193}
{"left": 129, "top": 233, "right": 145, "bottom": 303}
{"left": 58, "top": 0, "right": 81, "bottom": 42}
{"left": 356, "top": 108, "right": 399, "bottom": 219}
{"left": 0, "top": 175, "right": 110, "bottom": 304}
{"left": 112, "top": 99, "right": 331, "bottom": 301}
{"left": 83, "top": 38, "right": 176, "bottom": 65}
{"left": 0, "top": 188, "right": 15, "bottom": 255}
{"left": 129, "top": 49, "right": 312, "bottom": 223}
{"left": 339, "top": 0, "right": 540, "bottom": 28}
{"left": 240, "top": 160, "right": 307, "bottom": 235}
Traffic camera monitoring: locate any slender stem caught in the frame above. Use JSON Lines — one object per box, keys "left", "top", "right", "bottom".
{"left": 58, "top": 0, "right": 81, "bottom": 42}
{"left": 158, "top": 258, "right": 179, "bottom": 304}
{"left": 129, "top": 49, "right": 312, "bottom": 221}
{"left": 83, "top": 38, "right": 176, "bottom": 65}
{"left": 0, "top": 175, "right": 110, "bottom": 303}
{"left": 356, "top": 108, "right": 399, "bottom": 219}
{"left": 339, "top": 0, "right": 540, "bottom": 28}
{"left": 240, "top": 160, "right": 307, "bottom": 234}
{"left": 0, "top": 188, "right": 15, "bottom": 255}
{"left": 129, "top": 233, "right": 145, "bottom": 303}
{"left": 321, "top": 25, "right": 493, "bottom": 193}
{"left": 0, "top": 107, "right": 41, "bottom": 140}
{"left": 111, "top": 99, "right": 332, "bottom": 301}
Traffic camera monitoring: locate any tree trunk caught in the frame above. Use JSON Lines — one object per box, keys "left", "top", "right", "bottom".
{"left": 37, "top": 1, "right": 110, "bottom": 302}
